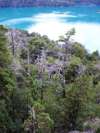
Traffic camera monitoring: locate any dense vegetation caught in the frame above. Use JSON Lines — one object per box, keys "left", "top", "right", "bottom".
{"left": 0, "top": 25, "right": 100, "bottom": 133}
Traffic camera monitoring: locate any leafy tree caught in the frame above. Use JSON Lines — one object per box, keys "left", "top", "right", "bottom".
{"left": 59, "top": 28, "right": 75, "bottom": 42}
{"left": 0, "top": 25, "right": 16, "bottom": 132}
{"left": 64, "top": 75, "right": 95, "bottom": 131}
{"left": 0, "top": 25, "right": 31, "bottom": 132}
{"left": 0, "top": 25, "right": 11, "bottom": 67}
{"left": 64, "top": 56, "right": 82, "bottom": 83}
{"left": 72, "top": 42, "right": 87, "bottom": 59}
{"left": 33, "top": 101, "right": 54, "bottom": 133}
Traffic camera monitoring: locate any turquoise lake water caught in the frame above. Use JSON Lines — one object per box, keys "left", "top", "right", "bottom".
{"left": 0, "top": 6, "right": 100, "bottom": 52}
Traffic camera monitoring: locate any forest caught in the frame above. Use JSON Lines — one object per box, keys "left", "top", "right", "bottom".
{"left": 0, "top": 25, "right": 100, "bottom": 133}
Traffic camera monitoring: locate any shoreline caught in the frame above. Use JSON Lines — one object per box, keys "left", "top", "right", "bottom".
{"left": 0, "top": 4, "right": 99, "bottom": 8}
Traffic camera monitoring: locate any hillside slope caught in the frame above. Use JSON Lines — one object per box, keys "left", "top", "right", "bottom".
{"left": 0, "top": 25, "right": 100, "bottom": 133}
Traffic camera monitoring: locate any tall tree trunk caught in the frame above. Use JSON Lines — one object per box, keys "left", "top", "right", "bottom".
{"left": 27, "top": 48, "right": 30, "bottom": 75}
{"left": 11, "top": 31, "right": 15, "bottom": 56}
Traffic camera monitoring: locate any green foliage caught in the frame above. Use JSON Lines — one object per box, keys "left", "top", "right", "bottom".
{"left": 0, "top": 26, "right": 100, "bottom": 133}
{"left": 88, "top": 51, "right": 100, "bottom": 62}
{"left": 64, "top": 56, "right": 82, "bottom": 83}
{"left": 0, "top": 100, "right": 15, "bottom": 132}
{"left": 0, "top": 26, "right": 11, "bottom": 67}
{"left": 0, "top": 25, "right": 30, "bottom": 132}
{"left": 47, "top": 56, "right": 55, "bottom": 64}
{"left": 33, "top": 101, "right": 54, "bottom": 133}
{"left": 65, "top": 28, "right": 75, "bottom": 40}
{"left": 64, "top": 75, "right": 95, "bottom": 131}
{"left": 37, "top": 112, "right": 53, "bottom": 133}
{"left": 96, "top": 128, "right": 100, "bottom": 133}
{"left": 29, "top": 33, "right": 53, "bottom": 54}
{"left": 72, "top": 42, "right": 87, "bottom": 59}
{"left": 59, "top": 28, "right": 75, "bottom": 42}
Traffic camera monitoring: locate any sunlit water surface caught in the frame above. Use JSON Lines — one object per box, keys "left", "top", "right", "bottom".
{"left": 0, "top": 6, "right": 100, "bottom": 52}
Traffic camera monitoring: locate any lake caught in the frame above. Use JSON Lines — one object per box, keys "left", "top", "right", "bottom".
{"left": 0, "top": 6, "right": 100, "bottom": 52}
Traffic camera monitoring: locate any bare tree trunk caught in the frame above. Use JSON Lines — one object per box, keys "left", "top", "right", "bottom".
{"left": 10, "top": 31, "right": 15, "bottom": 56}
{"left": 29, "top": 107, "right": 36, "bottom": 133}
{"left": 27, "top": 48, "right": 30, "bottom": 75}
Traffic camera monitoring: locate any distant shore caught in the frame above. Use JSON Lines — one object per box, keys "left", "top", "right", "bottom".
{"left": 0, "top": 1, "right": 99, "bottom": 8}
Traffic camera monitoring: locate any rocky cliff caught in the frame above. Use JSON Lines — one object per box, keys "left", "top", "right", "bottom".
{"left": 0, "top": 0, "right": 100, "bottom": 7}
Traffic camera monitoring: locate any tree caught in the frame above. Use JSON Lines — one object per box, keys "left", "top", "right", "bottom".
{"left": 64, "top": 56, "right": 82, "bottom": 83}
{"left": 0, "top": 25, "right": 16, "bottom": 132}
{"left": 33, "top": 101, "right": 54, "bottom": 133}
{"left": 72, "top": 42, "right": 87, "bottom": 59}
{"left": 64, "top": 75, "right": 95, "bottom": 131}
{"left": 59, "top": 28, "right": 75, "bottom": 42}
{"left": 0, "top": 25, "right": 31, "bottom": 133}
{"left": 0, "top": 25, "right": 11, "bottom": 67}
